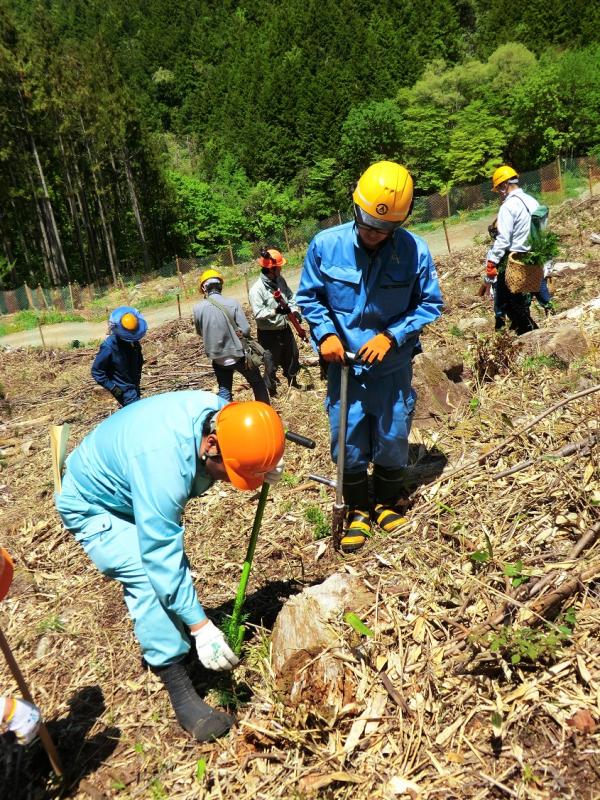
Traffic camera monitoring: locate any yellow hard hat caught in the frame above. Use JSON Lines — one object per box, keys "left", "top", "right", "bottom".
{"left": 199, "top": 268, "right": 224, "bottom": 291}
{"left": 491, "top": 165, "right": 518, "bottom": 191}
{"left": 353, "top": 161, "right": 413, "bottom": 230}
{"left": 120, "top": 312, "right": 139, "bottom": 331}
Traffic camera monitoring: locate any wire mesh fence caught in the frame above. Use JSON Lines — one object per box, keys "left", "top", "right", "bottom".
{"left": 1, "top": 156, "right": 598, "bottom": 317}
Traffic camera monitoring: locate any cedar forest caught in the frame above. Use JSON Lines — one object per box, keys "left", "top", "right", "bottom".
{"left": 0, "top": 0, "right": 599, "bottom": 288}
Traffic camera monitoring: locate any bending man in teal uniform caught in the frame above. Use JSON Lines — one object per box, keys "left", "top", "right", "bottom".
{"left": 297, "top": 161, "right": 443, "bottom": 553}
{"left": 55, "top": 393, "right": 285, "bottom": 741}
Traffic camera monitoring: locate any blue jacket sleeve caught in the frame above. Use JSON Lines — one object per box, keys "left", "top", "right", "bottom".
{"left": 386, "top": 249, "right": 443, "bottom": 347}
{"left": 297, "top": 240, "right": 339, "bottom": 344}
{"left": 91, "top": 342, "right": 116, "bottom": 392}
{"left": 128, "top": 447, "right": 206, "bottom": 627}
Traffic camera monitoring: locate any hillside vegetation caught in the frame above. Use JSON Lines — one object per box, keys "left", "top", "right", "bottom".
{"left": 0, "top": 1, "right": 599, "bottom": 287}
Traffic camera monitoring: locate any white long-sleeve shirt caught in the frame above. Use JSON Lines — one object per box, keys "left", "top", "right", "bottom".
{"left": 486, "top": 188, "right": 539, "bottom": 265}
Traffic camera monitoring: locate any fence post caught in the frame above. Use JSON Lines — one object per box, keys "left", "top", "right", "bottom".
{"left": 446, "top": 193, "right": 451, "bottom": 218}
{"left": 24, "top": 282, "right": 35, "bottom": 310}
{"left": 176, "top": 293, "right": 182, "bottom": 319}
{"left": 228, "top": 242, "right": 235, "bottom": 267}
{"left": 283, "top": 226, "right": 290, "bottom": 251}
{"left": 337, "top": 210, "right": 343, "bottom": 225}
{"left": 556, "top": 157, "right": 563, "bottom": 193}
{"left": 588, "top": 165, "right": 594, "bottom": 198}
{"left": 68, "top": 282, "right": 75, "bottom": 310}
{"left": 175, "top": 255, "right": 186, "bottom": 297}
{"left": 37, "top": 284, "right": 50, "bottom": 310}
{"left": 442, "top": 219, "right": 452, "bottom": 254}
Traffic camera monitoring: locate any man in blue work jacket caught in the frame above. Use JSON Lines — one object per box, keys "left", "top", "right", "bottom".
{"left": 91, "top": 306, "right": 147, "bottom": 406}
{"left": 297, "top": 161, "right": 443, "bottom": 553}
{"left": 55, "top": 393, "right": 285, "bottom": 741}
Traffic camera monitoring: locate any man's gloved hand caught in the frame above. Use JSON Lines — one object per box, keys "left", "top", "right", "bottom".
{"left": 293, "top": 311, "right": 302, "bottom": 322}
{"left": 5, "top": 699, "right": 41, "bottom": 744}
{"left": 264, "top": 457, "right": 284, "bottom": 485}
{"left": 193, "top": 620, "right": 239, "bottom": 671}
{"left": 357, "top": 332, "right": 394, "bottom": 365}
{"left": 319, "top": 334, "right": 345, "bottom": 363}
{"left": 486, "top": 261, "right": 498, "bottom": 279}
{"left": 276, "top": 304, "right": 292, "bottom": 315}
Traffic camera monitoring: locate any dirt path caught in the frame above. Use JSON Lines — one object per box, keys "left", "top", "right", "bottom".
{"left": 1, "top": 218, "right": 490, "bottom": 349}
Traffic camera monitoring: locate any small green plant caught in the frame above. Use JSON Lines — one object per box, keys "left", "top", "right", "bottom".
{"left": 485, "top": 609, "right": 576, "bottom": 665}
{"left": 503, "top": 560, "right": 530, "bottom": 588}
{"left": 521, "top": 228, "right": 560, "bottom": 265}
{"left": 280, "top": 471, "right": 300, "bottom": 487}
{"left": 521, "top": 354, "right": 565, "bottom": 372}
{"left": 469, "top": 532, "right": 494, "bottom": 565}
{"left": 449, "top": 324, "right": 465, "bottom": 338}
{"left": 304, "top": 505, "right": 330, "bottom": 540}
{"left": 134, "top": 742, "right": 145, "bottom": 754}
{"left": 37, "top": 614, "right": 66, "bottom": 633}
{"left": 149, "top": 779, "right": 168, "bottom": 800}
{"left": 111, "top": 779, "right": 126, "bottom": 792}
{"left": 469, "top": 396, "right": 480, "bottom": 411}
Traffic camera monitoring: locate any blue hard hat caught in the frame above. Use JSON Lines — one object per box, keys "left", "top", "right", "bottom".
{"left": 108, "top": 306, "right": 148, "bottom": 342}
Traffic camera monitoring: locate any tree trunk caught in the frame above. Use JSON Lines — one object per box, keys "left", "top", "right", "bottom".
{"left": 122, "top": 149, "right": 151, "bottom": 272}
{"left": 80, "top": 115, "right": 119, "bottom": 284}
{"left": 28, "top": 119, "right": 69, "bottom": 283}
{"left": 58, "top": 134, "right": 91, "bottom": 285}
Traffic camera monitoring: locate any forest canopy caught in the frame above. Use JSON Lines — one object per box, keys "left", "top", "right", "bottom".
{"left": 0, "top": 0, "right": 599, "bottom": 287}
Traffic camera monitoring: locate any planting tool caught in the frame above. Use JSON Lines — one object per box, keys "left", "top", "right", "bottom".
{"left": 308, "top": 474, "right": 336, "bottom": 489}
{"left": 0, "top": 548, "right": 63, "bottom": 778}
{"left": 331, "top": 352, "right": 355, "bottom": 550}
{"left": 272, "top": 288, "right": 309, "bottom": 341}
{"left": 226, "top": 431, "right": 316, "bottom": 653}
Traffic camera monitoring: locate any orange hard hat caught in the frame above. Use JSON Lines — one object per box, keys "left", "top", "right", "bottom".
{"left": 120, "top": 312, "right": 139, "bottom": 331}
{"left": 258, "top": 248, "right": 286, "bottom": 269}
{"left": 215, "top": 401, "right": 285, "bottom": 490}
{"left": 0, "top": 547, "right": 14, "bottom": 602}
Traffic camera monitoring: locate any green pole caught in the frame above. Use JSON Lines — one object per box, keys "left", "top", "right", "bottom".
{"left": 229, "top": 482, "right": 270, "bottom": 653}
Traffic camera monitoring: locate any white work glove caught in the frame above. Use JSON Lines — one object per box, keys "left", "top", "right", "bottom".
{"left": 264, "top": 457, "right": 284, "bottom": 485}
{"left": 193, "top": 620, "right": 239, "bottom": 671}
{"left": 4, "top": 699, "right": 41, "bottom": 744}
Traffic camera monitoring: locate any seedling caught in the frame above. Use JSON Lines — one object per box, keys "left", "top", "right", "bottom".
{"left": 304, "top": 505, "right": 331, "bottom": 540}
{"left": 503, "top": 560, "right": 530, "bottom": 588}
{"left": 469, "top": 532, "right": 494, "bottom": 565}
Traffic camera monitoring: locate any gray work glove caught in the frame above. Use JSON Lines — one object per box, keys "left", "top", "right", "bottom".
{"left": 4, "top": 698, "right": 41, "bottom": 744}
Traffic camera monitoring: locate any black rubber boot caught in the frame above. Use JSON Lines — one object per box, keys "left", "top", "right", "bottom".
{"left": 373, "top": 465, "right": 409, "bottom": 533}
{"left": 153, "top": 661, "right": 234, "bottom": 742}
{"left": 342, "top": 470, "right": 369, "bottom": 509}
{"left": 373, "top": 465, "right": 405, "bottom": 506}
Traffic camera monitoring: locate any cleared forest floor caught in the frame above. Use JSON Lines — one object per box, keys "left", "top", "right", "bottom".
{"left": 1, "top": 194, "right": 599, "bottom": 799}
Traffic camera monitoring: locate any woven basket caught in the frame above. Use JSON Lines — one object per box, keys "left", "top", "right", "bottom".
{"left": 505, "top": 252, "right": 543, "bottom": 294}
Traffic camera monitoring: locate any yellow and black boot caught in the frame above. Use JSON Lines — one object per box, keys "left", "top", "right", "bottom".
{"left": 340, "top": 471, "right": 371, "bottom": 553}
{"left": 373, "top": 465, "right": 409, "bottom": 534}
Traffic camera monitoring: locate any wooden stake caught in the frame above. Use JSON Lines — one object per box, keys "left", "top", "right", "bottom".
{"left": 228, "top": 242, "right": 235, "bottom": 267}
{"left": 442, "top": 219, "right": 451, "bottom": 254}
{"left": 588, "top": 165, "right": 594, "bottom": 198}
{"left": 37, "top": 284, "right": 49, "bottom": 310}
{"left": 68, "top": 282, "right": 74, "bottom": 310}
{"left": 0, "top": 625, "right": 64, "bottom": 778}
{"left": 37, "top": 320, "right": 46, "bottom": 349}
{"left": 24, "top": 282, "right": 35, "bottom": 310}
{"left": 556, "top": 156, "right": 563, "bottom": 193}
{"left": 176, "top": 293, "right": 181, "bottom": 319}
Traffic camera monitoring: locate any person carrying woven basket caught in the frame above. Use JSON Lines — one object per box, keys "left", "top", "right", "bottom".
{"left": 484, "top": 166, "right": 541, "bottom": 335}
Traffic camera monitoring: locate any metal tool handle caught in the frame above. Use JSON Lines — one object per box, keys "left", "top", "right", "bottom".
{"left": 285, "top": 430, "right": 316, "bottom": 449}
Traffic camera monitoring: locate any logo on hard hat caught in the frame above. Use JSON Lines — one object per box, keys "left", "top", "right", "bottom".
{"left": 376, "top": 203, "right": 388, "bottom": 215}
